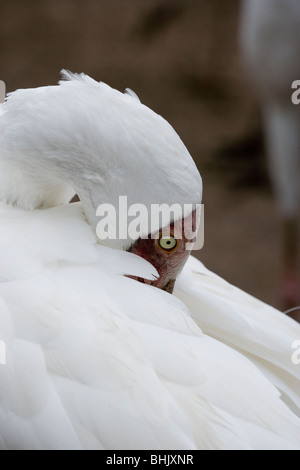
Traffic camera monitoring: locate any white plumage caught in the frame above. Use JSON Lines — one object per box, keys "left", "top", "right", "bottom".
{"left": 0, "top": 72, "right": 299, "bottom": 450}
{"left": 0, "top": 71, "right": 201, "bottom": 250}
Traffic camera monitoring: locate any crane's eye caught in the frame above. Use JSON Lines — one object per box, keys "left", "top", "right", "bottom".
{"left": 158, "top": 236, "right": 178, "bottom": 252}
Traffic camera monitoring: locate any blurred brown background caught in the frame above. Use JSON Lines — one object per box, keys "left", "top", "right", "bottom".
{"left": 0, "top": 0, "right": 282, "bottom": 308}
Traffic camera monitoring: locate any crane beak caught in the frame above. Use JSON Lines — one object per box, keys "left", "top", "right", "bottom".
{"left": 161, "top": 279, "right": 176, "bottom": 294}
{"left": 127, "top": 275, "right": 176, "bottom": 294}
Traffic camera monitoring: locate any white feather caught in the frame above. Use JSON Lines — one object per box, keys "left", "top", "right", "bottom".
{"left": 0, "top": 73, "right": 299, "bottom": 450}
{"left": 175, "top": 257, "right": 300, "bottom": 416}
{"left": 0, "top": 201, "right": 299, "bottom": 449}
{"left": 0, "top": 71, "right": 202, "bottom": 250}
{"left": 125, "top": 88, "right": 141, "bottom": 103}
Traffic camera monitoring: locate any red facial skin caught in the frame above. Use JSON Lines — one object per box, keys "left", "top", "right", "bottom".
{"left": 128, "top": 211, "right": 197, "bottom": 294}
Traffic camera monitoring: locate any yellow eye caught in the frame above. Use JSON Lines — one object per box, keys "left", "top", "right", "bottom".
{"left": 158, "top": 236, "right": 178, "bottom": 252}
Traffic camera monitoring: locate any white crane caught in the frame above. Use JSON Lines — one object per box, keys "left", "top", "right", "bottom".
{"left": 240, "top": 0, "right": 300, "bottom": 315}
{"left": 0, "top": 72, "right": 299, "bottom": 450}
